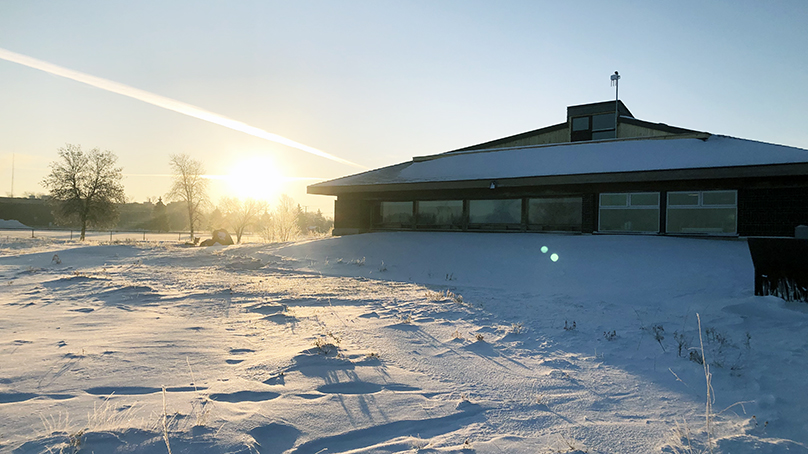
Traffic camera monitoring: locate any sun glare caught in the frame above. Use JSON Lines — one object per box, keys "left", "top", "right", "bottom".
{"left": 226, "top": 156, "right": 284, "bottom": 202}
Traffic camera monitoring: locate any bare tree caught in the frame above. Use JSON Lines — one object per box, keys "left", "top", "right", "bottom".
{"left": 42, "top": 144, "right": 126, "bottom": 241}
{"left": 274, "top": 194, "right": 301, "bottom": 242}
{"left": 167, "top": 154, "right": 208, "bottom": 240}
{"left": 258, "top": 210, "right": 274, "bottom": 242}
{"left": 220, "top": 197, "right": 268, "bottom": 243}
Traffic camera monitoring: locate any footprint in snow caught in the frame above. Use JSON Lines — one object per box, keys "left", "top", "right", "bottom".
{"left": 0, "top": 392, "right": 74, "bottom": 404}
{"left": 85, "top": 386, "right": 205, "bottom": 396}
{"left": 317, "top": 382, "right": 420, "bottom": 395}
{"left": 209, "top": 390, "right": 280, "bottom": 403}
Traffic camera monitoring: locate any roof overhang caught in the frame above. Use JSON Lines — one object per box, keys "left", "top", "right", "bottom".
{"left": 308, "top": 161, "right": 808, "bottom": 196}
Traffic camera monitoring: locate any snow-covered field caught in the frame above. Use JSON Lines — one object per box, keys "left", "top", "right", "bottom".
{"left": 1, "top": 232, "right": 806, "bottom": 453}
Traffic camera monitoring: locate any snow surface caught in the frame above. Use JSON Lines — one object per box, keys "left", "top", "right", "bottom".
{"left": 1, "top": 233, "right": 807, "bottom": 453}
{"left": 0, "top": 219, "right": 29, "bottom": 229}
{"left": 313, "top": 135, "right": 808, "bottom": 187}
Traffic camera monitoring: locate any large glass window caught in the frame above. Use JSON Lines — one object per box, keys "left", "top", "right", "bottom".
{"left": 599, "top": 192, "right": 660, "bottom": 233}
{"left": 376, "top": 201, "right": 413, "bottom": 228}
{"left": 528, "top": 197, "right": 582, "bottom": 231}
{"left": 417, "top": 200, "right": 463, "bottom": 229}
{"left": 469, "top": 199, "right": 521, "bottom": 225}
{"left": 666, "top": 190, "right": 737, "bottom": 234}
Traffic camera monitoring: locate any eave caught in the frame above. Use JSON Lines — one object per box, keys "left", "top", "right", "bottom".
{"left": 307, "top": 162, "right": 808, "bottom": 196}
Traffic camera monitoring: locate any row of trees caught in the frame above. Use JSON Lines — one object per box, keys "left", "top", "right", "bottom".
{"left": 41, "top": 144, "right": 331, "bottom": 241}
{"left": 205, "top": 195, "right": 332, "bottom": 243}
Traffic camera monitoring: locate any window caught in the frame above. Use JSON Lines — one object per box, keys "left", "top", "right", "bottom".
{"left": 417, "top": 200, "right": 463, "bottom": 229}
{"left": 572, "top": 116, "right": 590, "bottom": 131}
{"left": 591, "top": 113, "right": 614, "bottom": 131}
{"left": 666, "top": 190, "right": 737, "bottom": 234}
{"left": 630, "top": 193, "right": 659, "bottom": 206}
{"left": 591, "top": 113, "right": 616, "bottom": 139}
{"left": 374, "top": 201, "right": 413, "bottom": 228}
{"left": 668, "top": 192, "right": 699, "bottom": 206}
{"left": 528, "top": 197, "right": 582, "bottom": 231}
{"left": 469, "top": 199, "right": 521, "bottom": 226}
{"left": 599, "top": 192, "right": 660, "bottom": 233}
{"left": 571, "top": 113, "right": 616, "bottom": 141}
{"left": 600, "top": 193, "right": 627, "bottom": 206}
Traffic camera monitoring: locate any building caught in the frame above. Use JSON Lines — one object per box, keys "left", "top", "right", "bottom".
{"left": 308, "top": 100, "right": 808, "bottom": 237}
{"left": 0, "top": 196, "right": 54, "bottom": 227}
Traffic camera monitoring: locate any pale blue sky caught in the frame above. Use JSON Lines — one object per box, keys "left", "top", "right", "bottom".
{"left": 1, "top": 1, "right": 807, "bottom": 214}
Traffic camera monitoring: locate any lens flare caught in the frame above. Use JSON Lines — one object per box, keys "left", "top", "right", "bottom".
{"left": 550, "top": 253, "right": 559, "bottom": 262}
{"left": 541, "top": 246, "right": 549, "bottom": 253}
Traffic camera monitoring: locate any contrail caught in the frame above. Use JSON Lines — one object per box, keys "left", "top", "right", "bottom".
{"left": 125, "top": 173, "right": 324, "bottom": 181}
{"left": 0, "top": 47, "right": 365, "bottom": 169}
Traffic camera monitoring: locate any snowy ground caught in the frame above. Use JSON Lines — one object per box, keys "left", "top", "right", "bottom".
{"left": 0, "top": 228, "right": 265, "bottom": 244}
{"left": 1, "top": 232, "right": 806, "bottom": 453}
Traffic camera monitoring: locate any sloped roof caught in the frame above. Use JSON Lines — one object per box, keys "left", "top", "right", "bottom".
{"left": 309, "top": 134, "right": 808, "bottom": 194}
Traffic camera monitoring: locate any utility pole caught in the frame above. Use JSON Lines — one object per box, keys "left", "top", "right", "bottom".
{"left": 10, "top": 153, "right": 14, "bottom": 197}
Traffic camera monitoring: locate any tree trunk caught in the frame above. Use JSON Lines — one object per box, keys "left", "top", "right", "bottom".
{"left": 187, "top": 205, "right": 195, "bottom": 240}
{"left": 80, "top": 208, "right": 89, "bottom": 241}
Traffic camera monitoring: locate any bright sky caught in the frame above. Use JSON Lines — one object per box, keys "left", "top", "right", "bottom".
{"left": 1, "top": 1, "right": 807, "bottom": 216}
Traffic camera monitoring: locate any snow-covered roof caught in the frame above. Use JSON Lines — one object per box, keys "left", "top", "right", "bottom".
{"left": 310, "top": 134, "right": 808, "bottom": 191}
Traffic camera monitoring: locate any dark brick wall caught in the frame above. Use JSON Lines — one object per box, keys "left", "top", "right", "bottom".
{"left": 334, "top": 198, "right": 359, "bottom": 230}
{"left": 582, "top": 193, "right": 596, "bottom": 233}
{"left": 738, "top": 187, "right": 808, "bottom": 237}
{"left": 334, "top": 197, "right": 371, "bottom": 231}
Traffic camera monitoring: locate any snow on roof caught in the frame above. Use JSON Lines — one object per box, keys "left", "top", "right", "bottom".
{"left": 312, "top": 135, "right": 808, "bottom": 188}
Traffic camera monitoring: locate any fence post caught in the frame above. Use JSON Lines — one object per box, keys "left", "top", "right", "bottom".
{"left": 143, "top": 231, "right": 146, "bottom": 241}
{"left": 31, "top": 229, "right": 34, "bottom": 238}
{"left": 70, "top": 230, "right": 73, "bottom": 240}
{"left": 110, "top": 231, "right": 113, "bottom": 242}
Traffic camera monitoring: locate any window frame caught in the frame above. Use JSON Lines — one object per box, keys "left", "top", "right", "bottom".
{"left": 527, "top": 196, "right": 583, "bottom": 232}
{"left": 373, "top": 201, "right": 414, "bottom": 229}
{"left": 416, "top": 200, "right": 464, "bottom": 230}
{"left": 665, "top": 190, "right": 738, "bottom": 235}
{"left": 598, "top": 192, "right": 661, "bottom": 233}
{"left": 467, "top": 198, "right": 523, "bottom": 230}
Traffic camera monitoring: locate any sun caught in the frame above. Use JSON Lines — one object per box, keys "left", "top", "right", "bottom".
{"left": 225, "top": 156, "right": 284, "bottom": 202}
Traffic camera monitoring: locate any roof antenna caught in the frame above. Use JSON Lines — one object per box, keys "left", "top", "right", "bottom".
{"left": 610, "top": 71, "right": 620, "bottom": 137}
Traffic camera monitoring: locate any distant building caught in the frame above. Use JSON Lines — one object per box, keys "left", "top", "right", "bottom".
{"left": 308, "top": 100, "right": 808, "bottom": 237}
{"left": 0, "top": 196, "right": 54, "bottom": 227}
